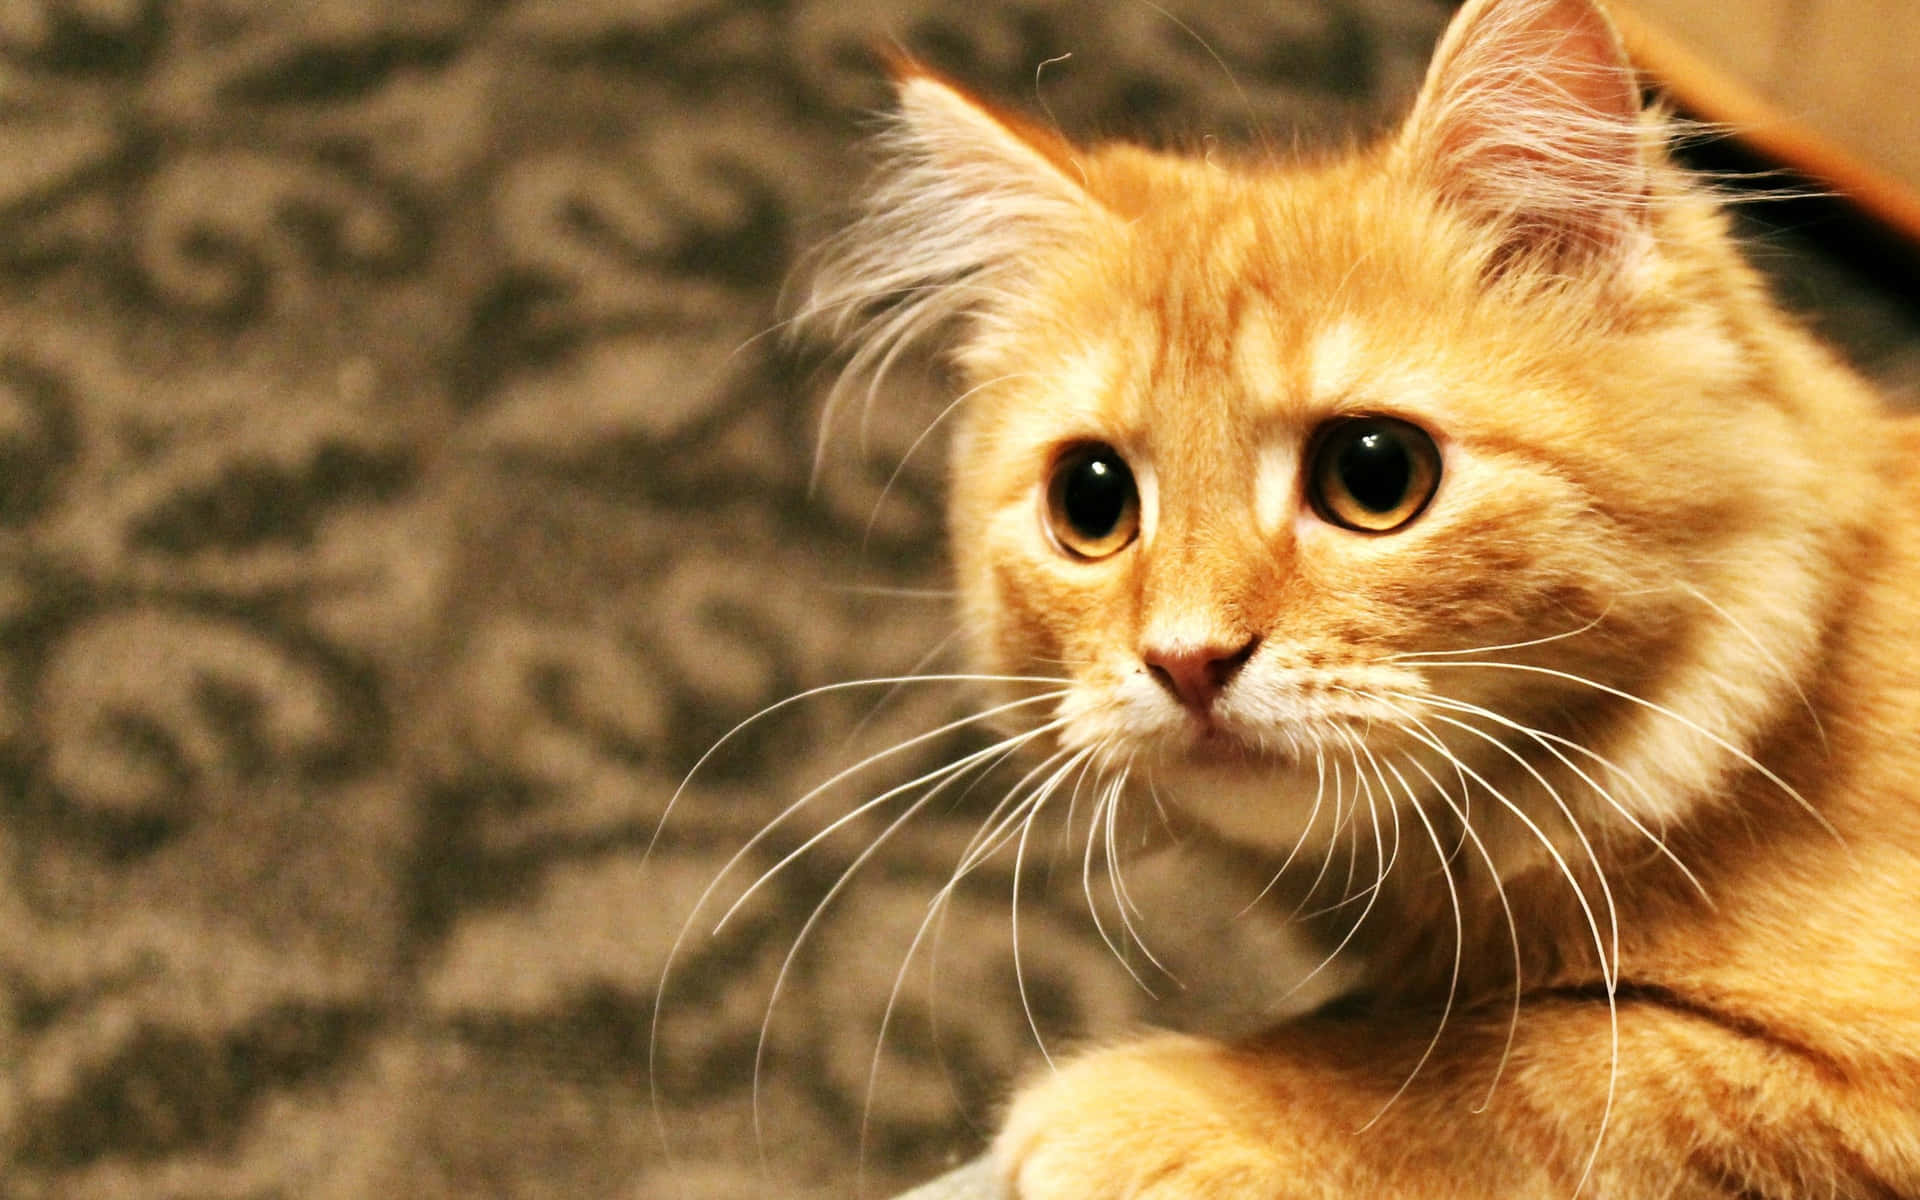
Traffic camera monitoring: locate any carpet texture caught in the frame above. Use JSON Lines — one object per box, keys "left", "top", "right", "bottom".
{"left": 1, "top": 1, "right": 1914, "bottom": 1197}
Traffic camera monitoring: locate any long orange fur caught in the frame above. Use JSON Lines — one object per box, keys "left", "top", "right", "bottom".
{"left": 805, "top": 0, "right": 1920, "bottom": 1194}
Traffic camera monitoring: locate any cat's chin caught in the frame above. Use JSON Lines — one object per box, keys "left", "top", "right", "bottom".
{"left": 1171, "top": 723, "right": 1284, "bottom": 767}
{"left": 1147, "top": 747, "right": 1332, "bottom": 857}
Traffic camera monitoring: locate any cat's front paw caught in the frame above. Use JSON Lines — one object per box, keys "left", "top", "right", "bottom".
{"left": 993, "top": 1034, "right": 1298, "bottom": 1200}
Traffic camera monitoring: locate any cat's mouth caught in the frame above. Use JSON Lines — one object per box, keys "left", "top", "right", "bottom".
{"left": 1169, "top": 718, "right": 1298, "bottom": 768}
{"left": 1188, "top": 723, "right": 1252, "bottom": 759}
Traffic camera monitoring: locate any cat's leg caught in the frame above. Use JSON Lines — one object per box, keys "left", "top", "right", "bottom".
{"left": 994, "top": 994, "right": 1919, "bottom": 1199}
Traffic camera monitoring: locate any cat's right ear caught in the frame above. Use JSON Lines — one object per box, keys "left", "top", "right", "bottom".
{"left": 1397, "top": 0, "right": 1653, "bottom": 280}
{"left": 798, "top": 61, "right": 1098, "bottom": 348}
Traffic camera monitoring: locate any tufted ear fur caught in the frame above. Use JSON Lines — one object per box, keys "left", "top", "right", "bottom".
{"left": 1399, "top": 0, "right": 1652, "bottom": 277}
{"left": 799, "top": 66, "right": 1097, "bottom": 367}
{"left": 889, "top": 68, "right": 1087, "bottom": 223}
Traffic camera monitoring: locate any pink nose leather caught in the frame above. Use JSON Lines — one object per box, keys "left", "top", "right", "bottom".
{"left": 1144, "top": 638, "right": 1258, "bottom": 714}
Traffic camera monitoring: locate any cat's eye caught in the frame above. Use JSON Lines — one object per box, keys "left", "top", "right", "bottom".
{"left": 1045, "top": 442, "right": 1140, "bottom": 560}
{"left": 1307, "top": 417, "right": 1441, "bottom": 533}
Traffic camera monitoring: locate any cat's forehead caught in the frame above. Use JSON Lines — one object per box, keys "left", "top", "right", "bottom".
{"left": 967, "top": 153, "right": 1598, "bottom": 464}
{"left": 1232, "top": 306, "right": 1424, "bottom": 416}
{"left": 1057, "top": 274, "right": 1457, "bottom": 441}
{"left": 1073, "top": 162, "right": 1469, "bottom": 425}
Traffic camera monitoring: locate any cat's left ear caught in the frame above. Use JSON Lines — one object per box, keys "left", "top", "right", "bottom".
{"left": 887, "top": 64, "right": 1091, "bottom": 220}
{"left": 799, "top": 62, "right": 1101, "bottom": 354}
{"left": 1399, "top": 0, "right": 1652, "bottom": 277}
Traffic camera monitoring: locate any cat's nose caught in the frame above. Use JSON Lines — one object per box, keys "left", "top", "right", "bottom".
{"left": 1143, "top": 636, "right": 1258, "bottom": 715}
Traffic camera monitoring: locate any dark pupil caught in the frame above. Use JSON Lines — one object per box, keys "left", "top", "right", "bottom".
{"left": 1064, "top": 453, "right": 1131, "bottom": 538}
{"left": 1336, "top": 430, "right": 1411, "bottom": 513}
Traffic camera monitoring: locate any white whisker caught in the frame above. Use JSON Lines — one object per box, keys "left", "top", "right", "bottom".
{"left": 1412, "top": 691, "right": 1710, "bottom": 905}
{"left": 1012, "top": 746, "right": 1099, "bottom": 1070}
{"left": 952, "top": 742, "right": 1085, "bottom": 884}
{"left": 1105, "top": 760, "right": 1178, "bottom": 985}
{"left": 847, "top": 738, "right": 1090, "bottom": 1177}
{"left": 1143, "top": 772, "right": 1178, "bottom": 839}
{"left": 1289, "top": 751, "right": 1348, "bottom": 922}
{"left": 1413, "top": 708, "right": 1619, "bottom": 985}
{"left": 759, "top": 726, "right": 1049, "bottom": 1182}
{"left": 1237, "top": 740, "right": 1328, "bottom": 917}
{"left": 1397, "top": 749, "right": 1524, "bottom": 1110}
{"left": 649, "top": 685, "right": 1067, "bottom": 1174}
{"left": 1355, "top": 690, "right": 1620, "bottom": 1185}
{"left": 825, "top": 583, "right": 960, "bottom": 600}
{"left": 1411, "top": 659, "right": 1840, "bottom": 844}
{"left": 1081, "top": 763, "right": 1158, "bottom": 991}
{"left": 649, "top": 672, "right": 1071, "bottom": 858}
{"left": 1279, "top": 728, "right": 1393, "bottom": 1004}
{"left": 1355, "top": 752, "right": 1461, "bottom": 1131}
{"left": 1674, "top": 580, "right": 1827, "bottom": 751}
{"left": 711, "top": 702, "right": 1070, "bottom": 935}
{"left": 861, "top": 734, "right": 1083, "bottom": 1170}
{"left": 842, "top": 629, "right": 967, "bottom": 745}
{"left": 1137, "top": 0, "right": 1273, "bottom": 160}
{"left": 1384, "top": 610, "right": 1610, "bottom": 662}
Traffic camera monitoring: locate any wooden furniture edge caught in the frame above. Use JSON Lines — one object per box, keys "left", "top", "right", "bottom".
{"left": 1606, "top": 1, "right": 1920, "bottom": 249}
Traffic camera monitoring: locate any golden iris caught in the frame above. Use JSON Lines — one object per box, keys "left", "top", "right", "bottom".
{"left": 1308, "top": 417, "right": 1441, "bottom": 533}
{"left": 1046, "top": 442, "right": 1140, "bottom": 559}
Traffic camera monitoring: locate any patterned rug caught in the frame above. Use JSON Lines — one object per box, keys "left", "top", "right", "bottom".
{"left": 2, "top": 1, "right": 1914, "bottom": 1197}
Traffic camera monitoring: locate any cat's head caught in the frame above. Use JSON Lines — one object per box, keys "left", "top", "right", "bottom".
{"left": 807, "top": 0, "right": 1862, "bottom": 869}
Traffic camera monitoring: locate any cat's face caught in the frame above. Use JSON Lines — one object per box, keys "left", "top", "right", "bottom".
{"left": 947, "top": 150, "right": 1763, "bottom": 852}
{"left": 811, "top": 0, "right": 1839, "bottom": 865}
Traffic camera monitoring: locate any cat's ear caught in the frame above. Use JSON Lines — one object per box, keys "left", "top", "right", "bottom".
{"left": 888, "top": 64, "right": 1090, "bottom": 218}
{"left": 800, "top": 63, "right": 1098, "bottom": 351}
{"left": 1399, "top": 0, "right": 1651, "bottom": 277}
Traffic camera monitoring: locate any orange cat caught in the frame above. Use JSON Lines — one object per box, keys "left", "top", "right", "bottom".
{"left": 804, "top": 0, "right": 1920, "bottom": 1194}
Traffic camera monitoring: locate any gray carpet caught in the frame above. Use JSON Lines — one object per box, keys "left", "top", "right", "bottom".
{"left": 0, "top": 1, "right": 1913, "bottom": 1197}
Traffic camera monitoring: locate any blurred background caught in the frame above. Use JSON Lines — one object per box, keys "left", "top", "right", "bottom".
{"left": 0, "top": 1, "right": 1913, "bottom": 1197}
